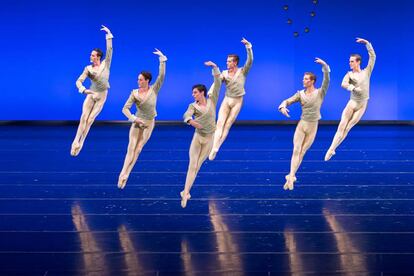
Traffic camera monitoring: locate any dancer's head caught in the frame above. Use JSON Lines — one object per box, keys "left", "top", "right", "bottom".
{"left": 192, "top": 84, "right": 207, "bottom": 101}
{"left": 226, "top": 54, "right": 239, "bottom": 70}
{"left": 303, "top": 72, "right": 316, "bottom": 88}
{"left": 138, "top": 71, "right": 152, "bottom": 88}
{"left": 90, "top": 48, "right": 103, "bottom": 63}
{"left": 349, "top": 54, "right": 362, "bottom": 70}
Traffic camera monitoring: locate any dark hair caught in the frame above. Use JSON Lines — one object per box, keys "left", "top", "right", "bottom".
{"left": 227, "top": 54, "right": 240, "bottom": 65}
{"left": 92, "top": 48, "right": 103, "bottom": 59}
{"left": 192, "top": 84, "right": 207, "bottom": 97}
{"left": 350, "top": 54, "right": 362, "bottom": 63}
{"left": 140, "top": 71, "right": 152, "bottom": 83}
{"left": 304, "top": 72, "right": 317, "bottom": 84}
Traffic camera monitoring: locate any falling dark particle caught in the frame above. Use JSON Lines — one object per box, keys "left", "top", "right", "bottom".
{"left": 293, "top": 31, "right": 299, "bottom": 37}
{"left": 283, "top": 5, "right": 289, "bottom": 11}
{"left": 312, "top": 0, "right": 318, "bottom": 4}
{"left": 310, "top": 11, "right": 316, "bottom": 17}
{"left": 287, "top": 18, "right": 293, "bottom": 24}
{"left": 304, "top": 27, "right": 310, "bottom": 33}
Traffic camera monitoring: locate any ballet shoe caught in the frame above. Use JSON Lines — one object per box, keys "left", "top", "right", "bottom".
{"left": 180, "top": 191, "right": 191, "bottom": 208}
{"left": 283, "top": 175, "right": 296, "bottom": 191}
{"left": 208, "top": 149, "right": 218, "bottom": 161}
{"left": 324, "top": 149, "right": 336, "bottom": 161}
{"left": 118, "top": 175, "right": 128, "bottom": 189}
{"left": 75, "top": 142, "right": 85, "bottom": 156}
{"left": 70, "top": 143, "right": 80, "bottom": 157}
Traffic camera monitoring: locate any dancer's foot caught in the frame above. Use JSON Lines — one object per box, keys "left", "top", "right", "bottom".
{"left": 70, "top": 142, "right": 80, "bottom": 157}
{"left": 208, "top": 148, "right": 218, "bottom": 161}
{"left": 118, "top": 175, "right": 128, "bottom": 189}
{"left": 180, "top": 191, "right": 191, "bottom": 208}
{"left": 283, "top": 175, "right": 297, "bottom": 191}
{"left": 324, "top": 149, "right": 336, "bottom": 161}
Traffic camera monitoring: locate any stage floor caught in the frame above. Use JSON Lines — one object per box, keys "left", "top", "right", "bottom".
{"left": 0, "top": 124, "right": 413, "bottom": 274}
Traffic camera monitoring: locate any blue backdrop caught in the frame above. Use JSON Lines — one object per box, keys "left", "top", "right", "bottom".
{"left": 1, "top": 0, "right": 412, "bottom": 120}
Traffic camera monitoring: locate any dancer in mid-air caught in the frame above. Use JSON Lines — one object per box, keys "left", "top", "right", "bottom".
{"left": 71, "top": 25, "right": 113, "bottom": 156}
{"left": 181, "top": 61, "right": 222, "bottom": 208}
{"left": 325, "top": 38, "right": 376, "bottom": 161}
{"left": 118, "top": 49, "right": 167, "bottom": 189}
{"left": 208, "top": 38, "right": 253, "bottom": 160}
{"left": 278, "top": 58, "right": 330, "bottom": 190}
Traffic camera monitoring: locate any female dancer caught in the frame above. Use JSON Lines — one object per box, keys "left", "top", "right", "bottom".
{"left": 118, "top": 49, "right": 167, "bottom": 188}
{"left": 71, "top": 25, "right": 113, "bottom": 156}
{"left": 208, "top": 38, "right": 253, "bottom": 160}
{"left": 278, "top": 58, "right": 330, "bottom": 190}
{"left": 181, "top": 61, "right": 222, "bottom": 208}
{"left": 325, "top": 38, "right": 376, "bottom": 161}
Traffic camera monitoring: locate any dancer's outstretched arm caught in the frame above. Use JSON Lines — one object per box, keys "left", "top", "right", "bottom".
{"left": 101, "top": 25, "right": 113, "bottom": 69}
{"left": 205, "top": 61, "right": 222, "bottom": 105}
{"left": 152, "top": 48, "right": 167, "bottom": 94}
{"left": 356, "top": 37, "right": 376, "bottom": 75}
{"left": 314, "top": 57, "right": 330, "bottom": 96}
{"left": 241, "top": 37, "right": 253, "bottom": 75}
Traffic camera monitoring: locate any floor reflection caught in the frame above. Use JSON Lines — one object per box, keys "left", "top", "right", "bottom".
{"left": 284, "top": 226, "right": 305, "bottom": 275}
{"left": 180, "top": 238, "right": 195, "bottom": 275}
{"left": 118, "top": 224, "right": 144, "bottom": 275}
{"left": 71, "top": 202, "right": 108, "bottom": 275}
{"left": 323, "top": 207, "right": 367, "bottom": 274}
{"left": 209, "top": 200, "right": 243, "bottom": 274}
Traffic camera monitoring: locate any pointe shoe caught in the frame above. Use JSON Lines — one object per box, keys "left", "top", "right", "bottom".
{"left": 283, "top": 175, "right": 297, "bottom": 191}
{"left": 324, "top": 149, "right": 336, "bottom": 161}
{"left": 180, "top": 191, "right": 191, "bottom": 208}
{"left": 208, "top": 149, "right": 218, "bottom": 161}
{"left": 118, "top": 175, "right": 128, "bottom": 189}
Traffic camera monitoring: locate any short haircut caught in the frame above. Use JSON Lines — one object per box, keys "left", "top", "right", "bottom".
{"left": 227, "top": 54, "right": 240, "bottom": 65}
{"left": 351, "top": 54, "right": 362, "bottom": 63}
{"left": 92, "top": 48, "right": 103, "bottom": 59}
{"left": 192, "top": 84, "right": 207, "bottom": 97}
{"left": 304, "top": 72, "right": 317, "bottom": 84}
{"left": 140, "top": 71, "right": 152, "bottom": 83}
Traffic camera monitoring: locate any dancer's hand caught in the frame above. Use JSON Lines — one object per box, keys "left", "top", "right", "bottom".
{"left": 314, "top": 57, "right": 327, "bottom": 66}
{"left": 189, "top": 120, "right": 202, "bottom": 129}
{"left": 100, "top": 25, "right": 111, "bottom": 34}
{"left": 204, "top": 61, "right": 217, "bottom": 68}
{"left": 153, "top": 48, "right": 165, "bottom": 57}
{"left": 279, "top": 107, "right": 290, "bottom": 118}
{"left": 241, "top": 37, "right": 251, "bottom": 47}
{"left": 356, "top": 37, "right": 369, "bottom": 44}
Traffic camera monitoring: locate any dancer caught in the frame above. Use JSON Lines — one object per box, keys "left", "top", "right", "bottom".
{"left": 118, "top": 49, "right": 167, "bottom": 189}
{"left": 208, "top": 38, "right": 253, "bottom": 160}
{"left": 71, "top": 25, "right": 113, "bottom": 156}
{"left": 278, "top": 58, "right": 330, "bottom": 190}
{"left": 181, "top": 61, "right": 222, "bottom": 208}
{"left": 325, "top": 38, "right": 376, "bottom": 161}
